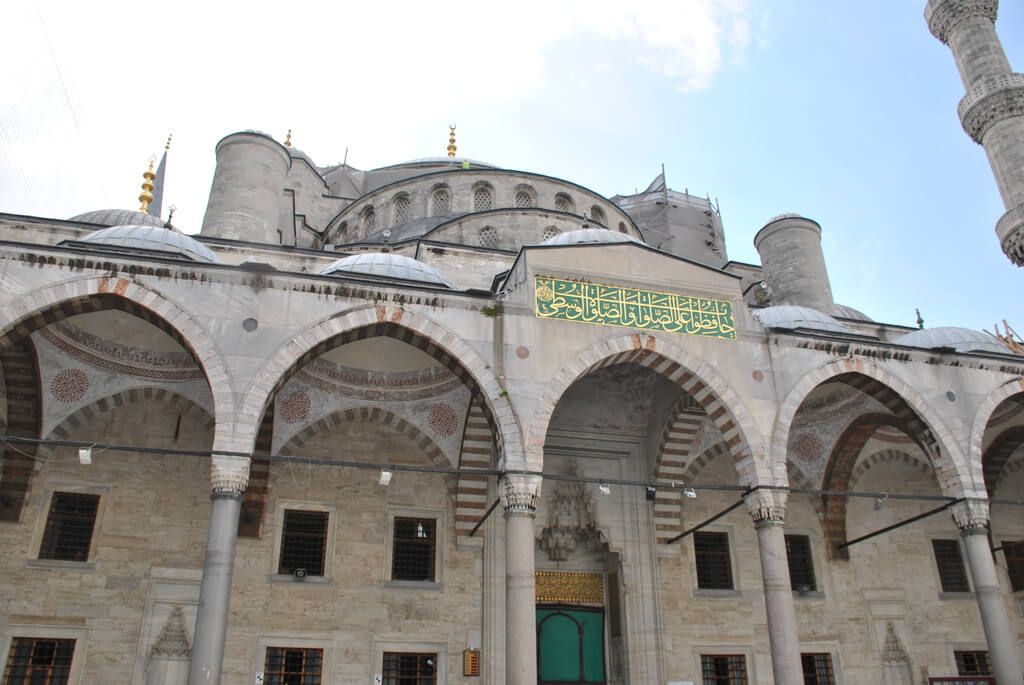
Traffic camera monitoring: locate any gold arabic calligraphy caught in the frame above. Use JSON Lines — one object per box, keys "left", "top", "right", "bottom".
{"left": 535, "top": 276, "right": 736, "bottom": 339}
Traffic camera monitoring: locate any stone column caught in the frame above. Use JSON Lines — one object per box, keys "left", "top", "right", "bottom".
{"left": 748, "top": 492, "right": 803, "bottom": 685}
{"left": 188, "top": 461, "right": 248, "bottom": 685}
{"left": 501, "top": 473, "right": 542, "bottom": 685}
{"left": 954, "top": 500, "right": 1024, "bottom": 685}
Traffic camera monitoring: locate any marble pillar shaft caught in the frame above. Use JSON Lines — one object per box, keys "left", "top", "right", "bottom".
{"left": 505, "top": 510, "right": 538, "bottom": 685}
{"left": 755, "top": 519, "right": 803, "bottom": 685}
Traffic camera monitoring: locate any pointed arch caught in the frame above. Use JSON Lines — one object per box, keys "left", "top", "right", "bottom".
{"left": 982, "top": 426, "right": 1024, "bottom": 496}
{"left": 848, "top": 448, "right": 933, "bottom": 492}
{"left": 969, "top": 378, "right": 1024, "bottom": 466}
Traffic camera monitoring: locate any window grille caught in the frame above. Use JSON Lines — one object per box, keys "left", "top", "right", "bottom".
{"left": 1005, "top": 540, "right": 1024, "bottom": 591}
{"left": 554, "top": 194, "right": 573, "bottom": 213}
{"left": 932, "top": 539, "right": 970, "bottom": 593}
{"left": 954, "top": 650, "right": 992, "bottom": 676}
{"left": 392, "top": 517, "right": 436, "bottom": 581}
{"left": 515, "top": 190, "right": 534, "bottom": 208}
{"left": 694, "top": 531, "right": 733, "bottom": 590}
{"left": 542, "top": 227, "right": 559, "bottom": 241}
{"left": 264, "top": 647, "right": 323, "bottom": 685}
{"left": 801, "top": 653, "right": 836, "bottom": 684}
{"left": 431, "top": 189, "right": 450, "bottom": 217}
{"left": 473, "top": 187, "right": 493, "bottom": 211}
{"left": 382, "top": 652, "right": 436, "bottom": 685}
{"left": 590, "top": 206, "right": 606, "bottom": 226}
{"left": 393, "top": 196, "right": 410, "bottom": 225}
{"left": 3, "top": 638, "right": 75, "bottom": 685}
{"left": 700, "top": 654, "right": 747, "bottom": 684}
{"left": 362, "top": 208, "right": 376, "bottom": 232}
{"left": 278, "top": 510, "right": 329, "bottom": 576}
{"left": 785, "top": 534, "right": 817, "bottom": 592}
{"left": 39, "top": 492, "right": 99, "bottom": 562}
{"left": 478, "top": 226, "right": 499, "bottom": 249}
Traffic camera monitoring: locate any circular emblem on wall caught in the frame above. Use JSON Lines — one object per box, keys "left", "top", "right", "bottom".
{"left": 50, "top": 368, "right": 89, "bottom": 403}
{"left": 792, "top": 432, "right": 826, "bottom": 463}
{"left": 427, "top": 403, "right": 459, "bottom": 438}
{"left": 279, "top": 391, "right": 311, "bottom": 424}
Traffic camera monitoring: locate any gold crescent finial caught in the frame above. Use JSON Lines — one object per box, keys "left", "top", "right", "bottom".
{"left": 138, "top": 158, "right": 156, "bottom": 213}
{"left": 447, "top": 124, "right": 457, "bottom": 158}
{"left": 284, "top": 129, "right": 292, "bottom": 148}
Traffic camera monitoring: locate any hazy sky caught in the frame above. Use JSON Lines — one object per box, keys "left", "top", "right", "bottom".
{"left": 2, "top": 0, "right": 1021, "bottom": 332}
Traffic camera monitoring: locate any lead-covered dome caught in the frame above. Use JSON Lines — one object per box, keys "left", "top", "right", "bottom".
{"left": 542, "top": 228, "right": 643, "bottom": 246}
{"left": 73, "top": 225, "right": 221, "bottom": 263}
{"left": 70, "top": 208, "right": 165, "bottom": 228}
{"left": 893, "top": 327, "right": 1013, "bottom": 355}
{"left": 318, "top": 253, "right": 454, "bottom": 288}
{"left": 754, "top": 305, "right": 849, "bottom": 334}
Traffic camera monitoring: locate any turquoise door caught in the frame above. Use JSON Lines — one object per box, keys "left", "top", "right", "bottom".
{"left": 536, "top": 608, "right": 606, "bottom": 684}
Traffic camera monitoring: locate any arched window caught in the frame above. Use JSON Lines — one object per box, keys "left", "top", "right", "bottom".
{"left": 514, "top": 187, "right": 535, "bottom": 208}
{"left": 618, "top": 222, "right": 627, "bottom": 233}
{"left": 590, "top": 206, "right": 606, "bottom": 226}
{"left": 473, "top": 185, "right": 493, "bottom": 211}
{"left": 479, "top": 226, "right": 499, "bottom": 248}
{"left": 361, "top": 207, "right": 376, "bottom": 232}
{"left": 392, "top": 195, "right": 410, "bottom": 225}
{"left": 554, "top": 193, "right": 574, "bottom": 214}
{"left": 542, "top": 226, "right": 559, "bottom": 241}
{"left": 431, "top": 189, "right": 450, "bottom": 217}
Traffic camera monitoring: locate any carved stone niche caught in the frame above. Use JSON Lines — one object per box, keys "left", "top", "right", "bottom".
{"left": 539, "top": 464, "right": 604, "bottom": 562}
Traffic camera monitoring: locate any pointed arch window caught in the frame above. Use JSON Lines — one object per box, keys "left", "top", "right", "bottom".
{"left": 473, "top": 186, "right": 493, "bottom": 211}
{"left": 393, "top": 195, "right": 410, "bottom": 226}
{"left": 431, "top": 189, "right": 450, "bottom": 217}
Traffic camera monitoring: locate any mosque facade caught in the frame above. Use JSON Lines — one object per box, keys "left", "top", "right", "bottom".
{"left": 1, "top": 2, "right": 1023, "bottom": 684}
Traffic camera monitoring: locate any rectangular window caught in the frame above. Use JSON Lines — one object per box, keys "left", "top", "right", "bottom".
{"left": 786, "top": 534, "right": 817, "bottom": 592}
{"left": 278, "top": 510, "right": 329, "bottom": 576}
{"left": 932, "top": 539, "right": 970, "bottom": 593}
{"left": 801, "top": 653, "right": 836, "bottom": 684}
{"left": 1004, "top": 540, "right": 1024, "bottom": 592}
{"left": 263, "top": 647, "right": 322, "bottom": 685}
{"left": 382, "top": 652, "right": 436, "bottom": 685}
{"left": 954, "top": 650, "right": 992, "bottom": 676}
{"left": 3, "top": 637, "right": 75, "bottom": 685}
{"left": 700, "top": 654, "right": 747, "bottom": 684}
{"left": 39, "top": 493, "right": 100, "bottom": 562}
{"left": 694, "top": 531, "right": 733, "bottom": 590}
{"left": 392, "top": 517, "right": 437, "bottom": 581}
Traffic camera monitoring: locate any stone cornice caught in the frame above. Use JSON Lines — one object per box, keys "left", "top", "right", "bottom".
{"left": 925, "top": 0, "right": 998, "bottom": 44}
{"left": 958, "top": 73, "right": 1024, "bottom": 143}
{"left": 996, "top": 203, "right": 1024, "bottom": 266}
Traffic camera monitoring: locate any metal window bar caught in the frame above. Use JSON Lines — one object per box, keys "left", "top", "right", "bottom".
{"left": 694, "top": 531, "right": 733, "bottom": 590}
{"left": 392, "top": 517, "right": 436, "bottom": 581}
{"left": 39, "top": 493, "right": 100, "bottom": 562}
{"left": 801, "top": 653, "right": 835, "bottom": 685}
{"left": 3, "top": 637, "right": 75, "bottom": 685}
{"left": 264, "top": 647, "right": 322, "bottom": 685}
{"left": 473, "top": 188, "right": 493, "bottom": 211}
{"left": 933, "top": 539, "right": 971, "bottom": 593}
{"left": 785, "top": 534, "right": 817, "bottom": 592}
{"left": 432, "top": 191, "right": 450, "bottom": 216}
{"left": 278, "top": 510, "right": 328, "bottom": 576}
{"left": 700, "top": 654, "right": 747, "bottom": 685}
{"left": 954, "top": 650, "right": 993, "bottom": 676}
{"left": 382, "top": 652, "right": 437, "bottom": 685}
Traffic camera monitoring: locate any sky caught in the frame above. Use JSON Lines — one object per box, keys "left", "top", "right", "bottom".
{"left": 1, "top": 0, "right": 1021, "bottom": 332}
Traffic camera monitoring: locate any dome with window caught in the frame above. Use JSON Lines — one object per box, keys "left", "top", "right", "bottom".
{"left": 318, "top": 253, "right": 454, "bottom": 288}
{"left": 71, "top": 225, "right": 222, "bottom": 263}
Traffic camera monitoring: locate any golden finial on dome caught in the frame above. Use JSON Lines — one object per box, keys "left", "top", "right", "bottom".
{"left": 446, "top": 124, "right": 457, "bottom": 158}
{"left": 284, "top": 129, "right": 292, "bottom": 148}
{"left": 138, "top": 158, "right": 156, "bottom": 213}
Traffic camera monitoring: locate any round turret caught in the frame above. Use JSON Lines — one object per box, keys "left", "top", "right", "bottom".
{"left": 201, "top": 131, "right": 290, "bottom": 244}
{"left": 754, "top": 214, "right": 834, "bottom": 313}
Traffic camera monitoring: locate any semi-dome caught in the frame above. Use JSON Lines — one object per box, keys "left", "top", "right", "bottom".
{"left": 893, "top": 327, "right": 1013, "bottom": 355}
{"left": 541, "top": 228, "right": 643, "bottom": 246}
{"left": 318, "top": 253, "right": 454, "bottom": 288}
{"left": 754, "top": 305, "right": 849, "bottom": 334}
{"left": 70, "top": 208, "right": 165, "bottom": 228}
{"left": 73, "top": 225, "right": 221, "bottom": 263}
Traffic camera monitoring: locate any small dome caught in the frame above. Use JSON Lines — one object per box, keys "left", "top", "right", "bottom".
{"left": 70, "top": 208, "right": 165, "bottom": 228}
{"left": 754, "top": 305, "right": 849, "bottom": 334}
{"left": 318, "top": 253, "right": 454, "bottom": 288}
{"left": 893, "top": 327, "right": 1013, "bottom": 355}
{"left": 541, "top": 228, "right": 643, "bottom": 246}
{"left": 833, "top": 303, "right": 872, "bottom": 322}
{"left": 74, "top": 225, "right": 221, "bottom": 263}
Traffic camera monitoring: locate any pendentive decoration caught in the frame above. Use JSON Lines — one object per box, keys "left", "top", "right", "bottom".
{"left": 50, "top": 368, "right": 89, "bottom": 403}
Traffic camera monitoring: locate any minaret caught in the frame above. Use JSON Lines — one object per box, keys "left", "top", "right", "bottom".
{"left": 925, "top": 0, "right": 1024, "bottom": 265}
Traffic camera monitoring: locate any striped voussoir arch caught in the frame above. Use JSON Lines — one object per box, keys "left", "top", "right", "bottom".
{"left": 848, "top": 448, "right": 933, "bottom": 492}
{"left": 835, "top": 373, "right": 941, "bottom": 459}
{"left": 652, "top": 399, "right": 706, "bottom": 543}
{"left": 983, "top": 426, "right": 1024, "bottom": 496}
{"left": 239, "top": 407, "right": 274, "bottom": 538}
{"left": 279, "top": 406, "right": 457, "bottom": 497}
{"left": 0, "top": 337, "right": 41, "bottom": 522}
{"left": 455, "top": 398, "right": 495, "bottom": 538}
{"left": 991, "top": 454, "right": 1024, "bottom": 496}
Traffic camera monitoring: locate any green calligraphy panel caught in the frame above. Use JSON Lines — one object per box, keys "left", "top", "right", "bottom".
{"left": 534, "top": 276, "right": 736, "bottom": 339}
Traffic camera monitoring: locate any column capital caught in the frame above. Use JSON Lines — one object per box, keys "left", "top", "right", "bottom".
{"left": 925, "top": 0, "right": 998, "bottom": 44}
{"left": 746, "top": 489, "right": 787, "bottom": 525}
{"left": 501, "top": 473, "right": 542, "bottom": 516}
{"left": 210, "top": 458, "right": 249, "bottom": 498}
{"left": 952, "top": 499, "right": 990, "bottom": 532}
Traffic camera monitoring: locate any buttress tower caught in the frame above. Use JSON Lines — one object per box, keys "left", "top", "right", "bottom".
{"left": 926, "top": 0, "right": 1024, "bottom": 265}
